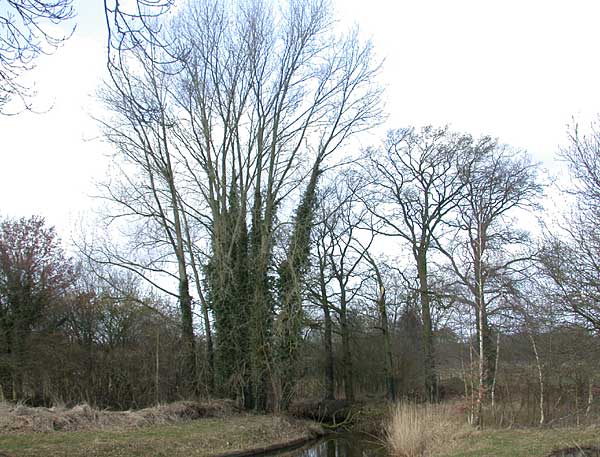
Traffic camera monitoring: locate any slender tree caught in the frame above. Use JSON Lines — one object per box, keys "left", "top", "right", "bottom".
{"left": 95, "top": 35, "right": 198, "bottom": 393}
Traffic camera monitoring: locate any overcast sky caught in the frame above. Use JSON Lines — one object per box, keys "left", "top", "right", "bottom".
{"left": 1, "top": 0, "right": 599, "bottom": 238}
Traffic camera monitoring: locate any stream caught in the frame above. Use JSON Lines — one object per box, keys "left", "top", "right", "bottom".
{"left": 274, "top": 433, "right": 388, "bottom": 457}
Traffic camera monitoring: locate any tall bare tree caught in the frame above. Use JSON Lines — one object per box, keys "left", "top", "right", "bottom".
{"left": 364, "top": 126, "right": 488, "bottom": 401}
{"left": 311, "top": 175, "right": 375, "bottom": 402}
{"left": 440, "top": 144, "right": 542, "bottom": 427}
{"left": 94, "top": 33, "right": 198, "bottom": 393}
{"left": 98, "top": 0, "right": 381, "bottom": 410}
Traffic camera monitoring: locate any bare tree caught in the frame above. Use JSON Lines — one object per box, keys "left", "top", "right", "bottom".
{"left": 311, "top": 175, "right": 374, "bottom": 402}
{"left": 363, "top": 126, "right": 488, "bottom": 401}
{"left": 1, "top": 0, "right": 75, "bottom": 112}
{"left": 308, "top": 192, "right": 338, "bottom": 401}
{"left": 93, "top": 33, "right": 198, "bottom": 393}
{"left": 97, "top": 0, "right": 381, "bottom": 410}
{"left": 361, "top": 251, "right": 396, "bottom": 401}
{"left": 439, "top": 144, "right": 542, "bottom": 427}
{"left": 540, "top": 120, "right": 600, "bottom": 332}
{"left": 169, "top": 0, "right": 381, "bottom": 410}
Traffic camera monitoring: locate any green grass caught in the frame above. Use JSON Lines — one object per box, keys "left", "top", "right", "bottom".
{"left": 0, "top": 415, "right": 319, "bottom": 457}
{"left": 440, "top": 426, "right": 600, "bottom": 457}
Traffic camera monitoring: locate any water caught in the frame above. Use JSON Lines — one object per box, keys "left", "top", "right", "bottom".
{"left": 275, "top": 433, "right": 388, "bottom": 457}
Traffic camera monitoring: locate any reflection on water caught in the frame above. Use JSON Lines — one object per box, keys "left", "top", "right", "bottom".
{"left": 276, "top": 434, "right": 387, "bottom": 457}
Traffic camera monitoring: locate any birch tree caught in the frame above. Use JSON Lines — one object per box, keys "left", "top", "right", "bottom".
{"left": 440, "top": 144, "right": 542, "bottom": 427}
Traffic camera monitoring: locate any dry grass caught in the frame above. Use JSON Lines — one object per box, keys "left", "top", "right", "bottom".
{"left": 0, "top": 399, "right": 237, "bottom": 434}
{"left": 386, "top": 402, "right": 467, "bottom": 457}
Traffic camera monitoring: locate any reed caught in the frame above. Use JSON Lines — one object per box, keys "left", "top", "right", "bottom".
{"left": 386, "top": 402, "right": 463, "bottom": 457}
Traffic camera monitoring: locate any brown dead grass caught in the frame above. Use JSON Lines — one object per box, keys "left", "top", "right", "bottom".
{"left": 386, "top": 402, "right": 468, "bottom": 457}
{"left": 0, "top": 399, "right": 238, "bottom": 434}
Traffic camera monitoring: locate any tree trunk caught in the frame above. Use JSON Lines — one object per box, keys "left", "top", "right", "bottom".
{"left": 322, "top": 300, "right": 335, "bottom": 400}
{"left": 375, "top": 280, "right": 395, "bottom": 401}
{"left": 528, "top": 332, "right": 544, "bottom": 425}
{"left": 277, "top": 161, "right": 320, "bottom": 410}
{"left": 181, "top": 206, "right": 215, "bottom": 395}
{"left": 249, "top": 207, "right": 272, "bottom": 411}
{"left": 318, "top": 252, "right": 335, "bottom": 400}
{"left": 340, "top": 292, "right": 354, "bottom": 402}
{"left": 475, "top": 299, "right": 487, "bottom": 429}
{"left": 417, "top": 252, "right": 436, "bottom": 401}
{"left": 491, "top": 332, "right": 501, "bottom": 409}
{"left": 474, "top": 260, "right": 488, "bottom": 429}
{"left": 178, "top": 270, "right": 196, "bottom": 394}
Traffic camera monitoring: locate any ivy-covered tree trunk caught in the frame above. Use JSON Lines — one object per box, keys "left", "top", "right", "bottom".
{"left": 208, "top": 194, "right": 253, "bottom": 406}
{"left": 248, "top": 191, "right": 275, "bottom": 412}
{"left": 276, "top": 163, "right": 320, "bottom": 410}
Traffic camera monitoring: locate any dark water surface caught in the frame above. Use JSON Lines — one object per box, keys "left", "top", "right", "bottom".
{"left": 274, "top": 433, "right": 388, "bottom": 457}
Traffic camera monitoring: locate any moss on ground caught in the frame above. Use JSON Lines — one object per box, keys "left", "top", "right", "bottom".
{"left": 0, "top": 415, "right": 322, "bottom": 457}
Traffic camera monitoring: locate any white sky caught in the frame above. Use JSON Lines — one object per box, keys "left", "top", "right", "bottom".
{"left": 1, "top": 0, "right": 599, "bottom": 238}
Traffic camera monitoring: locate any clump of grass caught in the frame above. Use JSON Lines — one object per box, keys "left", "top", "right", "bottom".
{"left": 385, "top": 402, "right": 465, "bottom": 457}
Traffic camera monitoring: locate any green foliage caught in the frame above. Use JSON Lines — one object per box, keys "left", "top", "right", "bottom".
{"left": 275, "top": 165, "right": 321, "bottom": 409}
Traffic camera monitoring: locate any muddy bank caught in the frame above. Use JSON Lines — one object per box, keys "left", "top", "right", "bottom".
{"left": 290, "top": 400, "right": 390, "bottom": 435}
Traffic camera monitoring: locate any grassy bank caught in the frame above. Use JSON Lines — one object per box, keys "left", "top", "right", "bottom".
{"left": 440, "top": 426, "right": 600, "bottom": 457}
{"left": 0, "top": 402, "right": 323, "bottom": 457}
{"left": 385, "top": 402, "right": 600, "bottom": 457}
